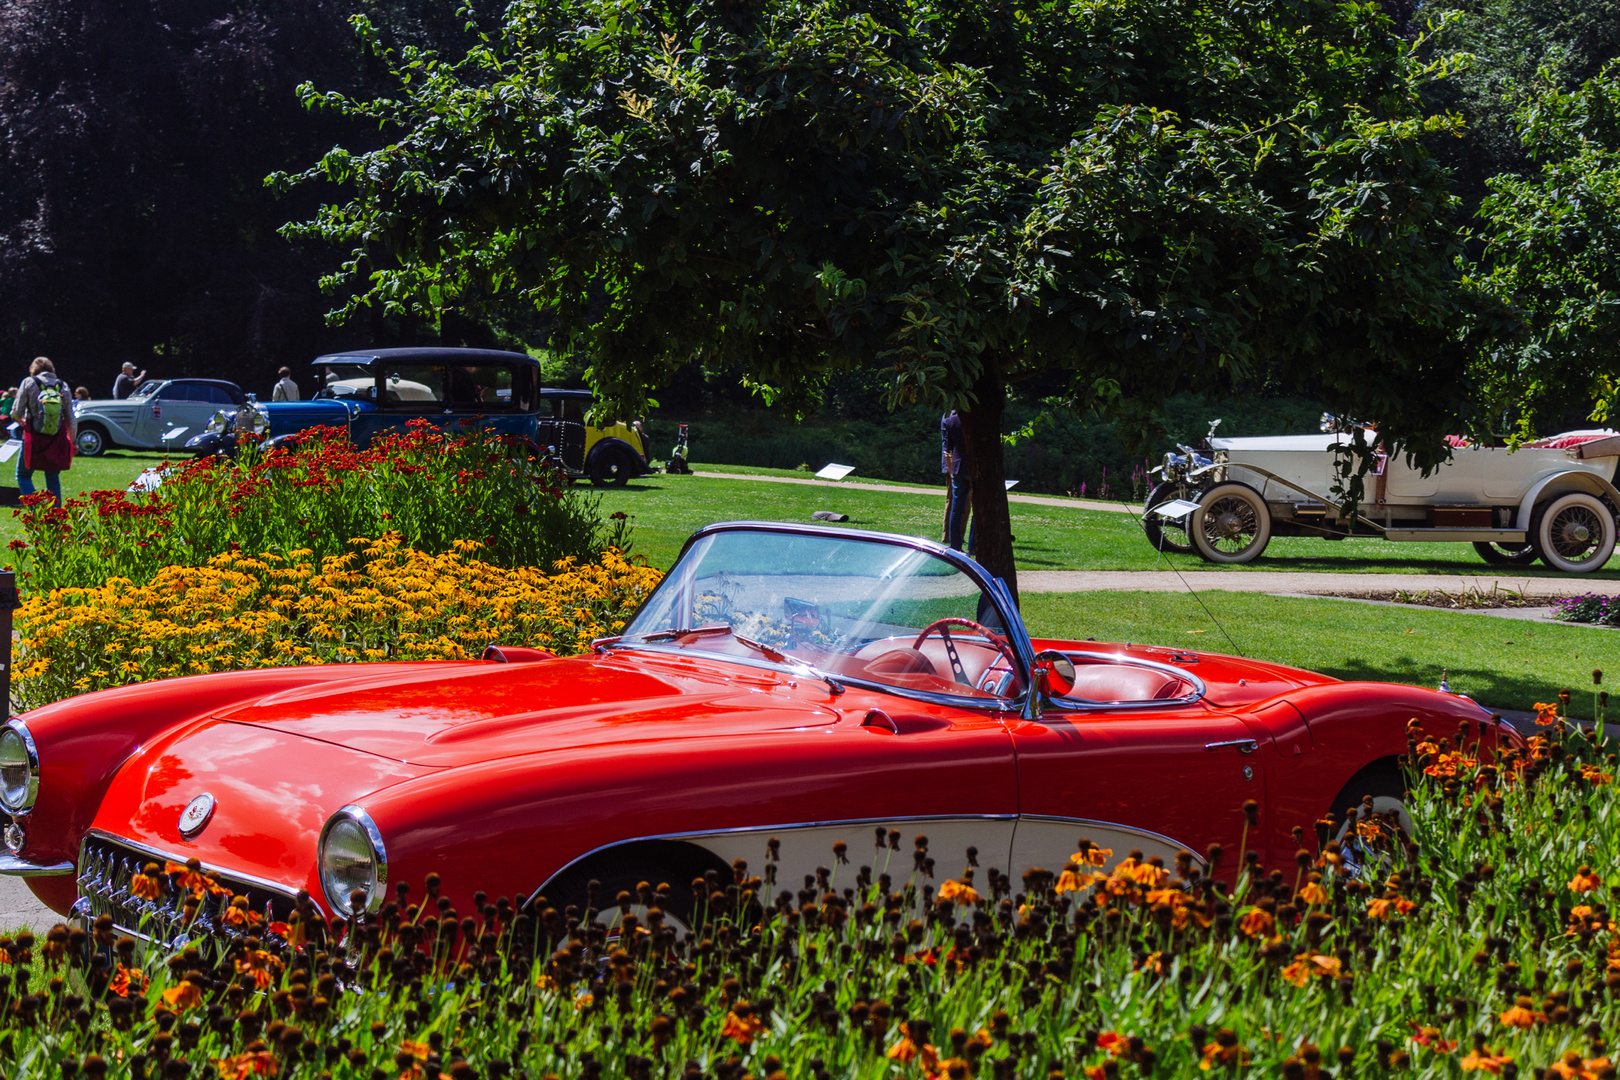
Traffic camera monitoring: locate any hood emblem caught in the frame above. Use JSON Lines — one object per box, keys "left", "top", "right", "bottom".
{"left": 178, "top": 793, "right": 216, "bottom": 838}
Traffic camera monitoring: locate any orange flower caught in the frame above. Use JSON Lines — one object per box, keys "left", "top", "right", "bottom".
{"left": 222, "top": 896, "right": 265, "bottom": 931}
{"left": 722, "top": 1005, "right": 765, "bottom": 1045}
{"left": 937, "top": 879, "right": 980, "bottom": 906}
{"left": 1076, "top": 843, "right": 1114, "bottom": 867}
{"left": 1581, "top": 766, "right": 1614, "bottom": 784}
{"left": 108, "top": 965, "right": 148, "bottom": 998}
{"left": 1298, "top": 881, "right": 1331, "bottom": 905}
{"left": 1238, "top": 908, "right": 1275, "bottom": 938}
{"left": 1125, "top": 860, "right": 1169, "bottom": 888}
{"left": 1200, "top": 1032, "right": 1249, "bottom": 1071}
{"left": 1085, "top": 1069, "right": 1107, "bottom": 1080}
{"left": 1570, "top": 866, "right": 1603, "bottom": 893}
{"left": 1055, "top": 861, "right": 1086, "bottom": 894}
{"left": 1499, "top": 998, "right": 1545, "bottom": 1029}
{"left": 1410, "top": 1026, "right": 1457, "bottom": 1052}
{"left": 1097, "top": 1032, "right": 1127, "bottom": 1058}
{"left": 1549, "top": 1054, "right": 1612, "bottom": 1080}
{"left": 888, "top": 1037, "right": 921, "bottom": 1063}
{"left": 1533, "top": 702, "right": 1560, "bottom": 725}
{"left": 162, "top": 979, "right": 204, "bottom": 1010}
{"left": 234, "top": 950, "right": 283, "bottom": 991}
{"left": 131, "top": 863, "right": 165, "bottom": 900}
{"left": 214, "top": 1051, "right": 279, "bottom": 1079}
{"left": 1460, "top": 1051, "right": 1513, "bottom": 1074}
{"left": 166, "top": 858, "right": 229, "bottom": 898}
{"left": 1281, "top": 954, "right": 1341, "bottom": 987}
{"left": 1367, "top": 897, "right": 1395, "bottom": 920}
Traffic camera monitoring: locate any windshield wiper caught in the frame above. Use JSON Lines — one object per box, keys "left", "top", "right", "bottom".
{"left": 631, "top": 624, "right": 733, "bottom": 644}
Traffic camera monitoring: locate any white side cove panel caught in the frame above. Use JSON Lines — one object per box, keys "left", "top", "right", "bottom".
{"left": 676, "top": 815, "right": 1205, "bottom": 901}
{"left": 688, "top": 817, "right": 1016, "bottom": 901}
{"left": 1009, "top": 816, "right": 1206, "bottom": 882}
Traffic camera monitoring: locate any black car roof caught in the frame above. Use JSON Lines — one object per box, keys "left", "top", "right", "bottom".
{"left": 312, "top": 347, "right": 538, "bottom": 368}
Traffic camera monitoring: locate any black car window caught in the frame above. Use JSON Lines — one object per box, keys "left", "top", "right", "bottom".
{"left": 557, "top": 397, "right": 586, "bottom": 422}
{"left": 156, "top": 383, "right": 189, "bottom": 400}
{"left": 209, "top": 385, "right": 238, "bottom": 405}
{"left": 445, "top": 365, "right": 516, "bottom": 408}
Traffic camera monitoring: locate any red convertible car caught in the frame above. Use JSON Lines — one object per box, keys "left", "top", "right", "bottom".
{"left": 0, "top": 522, "right": 1512, "bottom": 945}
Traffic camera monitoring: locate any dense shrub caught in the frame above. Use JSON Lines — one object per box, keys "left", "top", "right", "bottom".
{"left": 5, "top": 708, "right": 1617, "bottom": 1079}
{"left": 14, "top": 538, "right": 662, "bottom": 709}
{"left": 10, "top": 422, "right": 619, "bottom": 593}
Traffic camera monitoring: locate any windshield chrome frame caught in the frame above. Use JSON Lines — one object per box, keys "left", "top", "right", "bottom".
{"left": 607, "top": 520, "right": 1038, "bottom": 713}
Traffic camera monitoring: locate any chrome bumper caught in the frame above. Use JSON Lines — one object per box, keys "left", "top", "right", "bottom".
{"left": 0, "top": 854, "right": 73, "bottom": 877}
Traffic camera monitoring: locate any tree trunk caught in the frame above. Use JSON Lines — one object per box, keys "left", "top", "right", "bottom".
{"left": 958, "top": 354, "right": 1017, "bottom": 604}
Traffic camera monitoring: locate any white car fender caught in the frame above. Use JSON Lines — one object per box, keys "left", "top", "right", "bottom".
{"left": 1515, "top": 470, "right": 1620, "bottom": 532}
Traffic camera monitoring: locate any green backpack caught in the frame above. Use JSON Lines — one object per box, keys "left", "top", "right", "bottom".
{"left": 33, "top": 377, "right": 64, "bottom": 436}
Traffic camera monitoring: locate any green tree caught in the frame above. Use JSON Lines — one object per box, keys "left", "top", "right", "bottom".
{"left": 1472, "top": 70, "right": 1620, "bottom": 439}
{"left": 277, "top": 0, "right": 1487, "bottom": 596}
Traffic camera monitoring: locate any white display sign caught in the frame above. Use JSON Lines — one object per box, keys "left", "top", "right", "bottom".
{"left": 815, "top": 463, "right": 856, "bottom": 481}
{"left": 0, "top": 440, "right": 19, "bottom": 464}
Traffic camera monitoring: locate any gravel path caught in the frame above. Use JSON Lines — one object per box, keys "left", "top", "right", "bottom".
{"left": 694, "top": 470, "right": 1136, "bottom": 515}
{"left": 1016, "top": 569, "right": 1615, "bottom": 597}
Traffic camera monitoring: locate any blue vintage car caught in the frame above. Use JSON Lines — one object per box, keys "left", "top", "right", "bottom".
{"left": 188, "top": 347, "right": 651, "bottom": 484}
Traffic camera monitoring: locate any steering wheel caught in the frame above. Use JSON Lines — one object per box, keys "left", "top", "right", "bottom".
{"left": 912, "top": 618, "right": 1020, "bottom": 689}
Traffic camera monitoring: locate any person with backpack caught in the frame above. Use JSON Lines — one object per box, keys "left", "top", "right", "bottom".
{"left": 12, "top": 357, "right": 74, "bottom": 503}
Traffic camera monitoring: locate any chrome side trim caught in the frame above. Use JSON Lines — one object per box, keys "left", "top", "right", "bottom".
{"left": 525, "top": 813, "right": 1018, "bottom": 908}
{"left": 1015, "top": 814, "right": 1207, "bottom": 867}
{"left": 1047, "top": 650, "right": 1207, "bottom": 710}
{"left": 0, "top": 853, "right": 73, "bottom": 877}
{"left": 1, "top": 719, "right": 40, "bottom": 815}
{"left": 318, "top": 806, "right": 389, "bottom": 916}
{"left": 82, "top": 828, "right": 300, "bottom": 901}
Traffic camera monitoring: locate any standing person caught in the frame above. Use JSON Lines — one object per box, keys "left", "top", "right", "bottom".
{"left": 272, "top": 366, "right": 300, "bottom": 402}
{"left": 13, "top": 357, "right": 74, "bottom": 503}
{"left": 0, "top": 388, "right": 15, "bottom": 428}
{"left": 111, "top": 361, "right": 146, "bottom": 399}
{"left": 941, "top": 409, "right": 972, "bottom": 552}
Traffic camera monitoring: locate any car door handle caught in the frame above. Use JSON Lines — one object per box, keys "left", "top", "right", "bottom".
{"left": 1205, "top": 738, "right": 1258, "bottom": 754}
{"left": 862, "top": 709, "right": 899, "bottom": 734}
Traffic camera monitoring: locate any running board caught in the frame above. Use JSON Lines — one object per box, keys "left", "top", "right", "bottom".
{"left": 1384, "top": 529, "right": 1526, "bottom": 543}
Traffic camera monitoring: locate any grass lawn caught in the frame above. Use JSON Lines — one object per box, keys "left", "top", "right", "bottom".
{"left": 593, "top": 471, "right": 1620, "bottom": 581}
{"left": 1022, "top": 589, "right": 1610, "bottom": 718}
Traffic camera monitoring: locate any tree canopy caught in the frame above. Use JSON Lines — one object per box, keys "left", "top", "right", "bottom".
{"left": 279, "top": 0, "right": 1494, "bottom": 592}
{"left": 1472, "top": 68, "right": 1620, "bottom": 440}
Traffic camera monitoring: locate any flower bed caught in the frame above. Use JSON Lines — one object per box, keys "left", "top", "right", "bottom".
{"left": 10, "top": 421, "right": 622, "bottom": 593}
{"left": 14, "top": 537, "right": 663, "bottom": 709}
{"left": 1550, "top": 593, "right": 1620, "bottom": 627}
{"left": 3, "top": 715, "right": 1616, "bottom": 1079}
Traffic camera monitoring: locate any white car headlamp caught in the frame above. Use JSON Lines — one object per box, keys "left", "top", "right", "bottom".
{"left": 0, "top": 722, "right": 39, "bottom": 814}
{"left": 318, "top": 806, "right": 387, "bottom": 916}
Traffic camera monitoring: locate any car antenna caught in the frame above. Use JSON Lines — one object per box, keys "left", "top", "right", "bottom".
{"left": 1131, "top": 483, "right": 1242, "bottom": 656}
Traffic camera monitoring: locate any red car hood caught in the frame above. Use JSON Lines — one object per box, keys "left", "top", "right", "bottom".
{"left": 92, "top": 718, "right": 429, "bottom": 885}
{"left": 213, "top": 654, "right": 840, "bottom": 767}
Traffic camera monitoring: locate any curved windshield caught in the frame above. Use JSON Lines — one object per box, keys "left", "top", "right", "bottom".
{"left": 621, "top": 530, "right": 1024, "bottom": 702}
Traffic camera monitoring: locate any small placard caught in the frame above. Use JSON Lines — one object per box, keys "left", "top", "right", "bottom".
{"left": 0, "top": 440, "right": 19, "bottom": 464}
{"left": 161, "top": 426, "right": 189, "bottom": 442}
{"left": 815, "top": 463, "right": 855, "bottom": 481}
{"left": 1004, "top": 479, "right": 1019, "bottom": 490}
{"left": 1149, "top": 498, "right": 1201, "bottom": 521}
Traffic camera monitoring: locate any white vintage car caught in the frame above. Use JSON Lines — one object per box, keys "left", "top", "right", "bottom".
{"left": 1145, "top": 425, "right": 1620, "bottom": 573}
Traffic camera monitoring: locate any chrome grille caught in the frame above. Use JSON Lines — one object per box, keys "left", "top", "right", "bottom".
{"left": 77, "top": 834, "right": 298, "bottom": 947}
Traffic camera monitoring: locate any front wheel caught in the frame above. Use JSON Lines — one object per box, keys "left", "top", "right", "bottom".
{"left": 76, "top": 424, "right": 108, "bottom": 457}
{"left": 1142, "top": 481, "right": 1197, "bottom": 555}
{"left": 1190, "top": 482, "right": 1272, "bottom": 564}
{"left": 1328, "top": 760, "right": 1412, "bottom": 880}
{"left": 538, "top": 844, "right": 712, "bottom": 938}
{"left": 1472, "top": 541, "right": 1538, "bottom": 566}
{"left": 1534, "top": 492, "right": 1617, "bottom": 573}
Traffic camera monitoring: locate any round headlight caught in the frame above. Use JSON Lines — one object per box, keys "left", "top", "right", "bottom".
{"left": 318, "top": 807, "right": 387, "bottom": 916}
{"left": 0, "top": 723, "right": 39, "bottom": 813}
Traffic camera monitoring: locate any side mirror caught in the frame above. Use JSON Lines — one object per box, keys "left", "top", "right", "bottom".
{"left": 1032, "top": 650, "right": 1076, "bottom": 698}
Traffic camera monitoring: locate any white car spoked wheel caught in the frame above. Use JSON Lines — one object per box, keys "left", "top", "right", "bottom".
{"left": 1334, "top": 795, "right": 1412, "bottom": 879}
{"left": 1191, "top": 482, "right": 1272, "bottom": 564}
{"left": 1534, "top": 492, "right": 1617, "bottom": 573}
{"left": 76, "top": 424, "right": 107, "bottom": 457}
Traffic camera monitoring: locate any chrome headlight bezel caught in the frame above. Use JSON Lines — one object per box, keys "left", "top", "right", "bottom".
{"left": 0, "top": 721, "right": 39, "bottom": 815}
{"left": 317, "top": 805, "right": 387, "bottom": 917}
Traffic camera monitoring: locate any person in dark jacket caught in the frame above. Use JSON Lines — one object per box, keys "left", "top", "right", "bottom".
{"left": 112, "top": 362, "right": 146, "bottom": 399}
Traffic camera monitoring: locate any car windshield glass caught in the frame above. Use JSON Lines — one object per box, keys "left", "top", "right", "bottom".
{"left": 621, "top": 530, "right": 1022, "bottom": 702}
{"left": 378, "top": 365, "right": 445, "bottom": 405}
{"left": 132, "top": 381, "right": 162, "bottom": 398}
